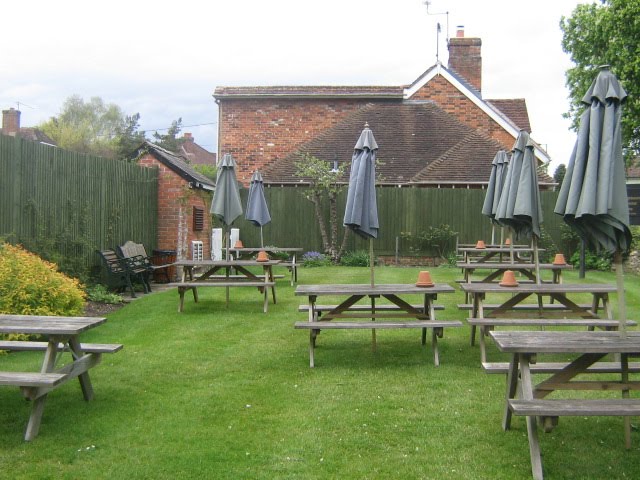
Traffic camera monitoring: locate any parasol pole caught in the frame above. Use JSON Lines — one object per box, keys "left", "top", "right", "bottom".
{"left": 533, "top": 234, "right": 541, "bottom": 284}
{"left": 614, "top": 250, "right": 627, "bottom": 338}
{"left": 491, "top": 224, "right": 495, "bottom": 245}
{"left": 260, "top": 226, "right": 264, "bottom": 248}
{"left": 369, "top": 238, "right": 374, "bottom": 287}
{"left": 509, "top": 229, "right": 514, "bottom": 264}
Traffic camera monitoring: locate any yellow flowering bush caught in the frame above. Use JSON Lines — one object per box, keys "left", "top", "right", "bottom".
{"left": 0, "top": 243, "right": 86, "bottom": 316}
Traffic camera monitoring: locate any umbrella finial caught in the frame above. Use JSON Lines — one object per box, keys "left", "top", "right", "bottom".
{"left": 364, "top": 122, "right": 370, "bottom": 129}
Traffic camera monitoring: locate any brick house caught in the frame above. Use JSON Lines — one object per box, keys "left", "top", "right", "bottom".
{"left": 1, "top": 107, "right": 56, "bottom": 145}
{"left": 213, "top": 29, "right": 553, "bottom": 187}
{"left": 135, "top": 142, "right": 214, "bottom": 260}
{"left": 178, "top": 133, "right": 217, "bottom": 165}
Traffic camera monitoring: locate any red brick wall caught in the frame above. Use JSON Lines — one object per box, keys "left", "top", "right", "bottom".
{"left": 218, "top": 98, "right": 367, "bottom": 184}
{"left": 138, "top": 153, "right": 212, "bottom": 259}
{"left": 409, "top": 76, "right": 515, "bottom": 150}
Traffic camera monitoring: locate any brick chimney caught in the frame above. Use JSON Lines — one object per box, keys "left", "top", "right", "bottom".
{"left": 447, "top": 26, "right": 482, "bottom": 93}
{"left": 183, "top": 132, "right": 194, "bottom": 142}
{"left": 2, "top": 108, "right": 21, "bottom": 136}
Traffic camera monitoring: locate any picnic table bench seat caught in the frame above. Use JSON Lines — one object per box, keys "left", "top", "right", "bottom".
{"left": 458, "top": 303, "right": 594, "bottom": 311}
{"left": 294, "top": 319, "right": 462, "bottom": 367}
{"left": 298, "top": 304, "right": 444, "bottom": 313}
{"left": 0, "top": 341, "right": 123, "bottom": 354}
{"left": 508, "top": 398, "right": 640, "bottom": 417}
{"left": 482, "top": 361, "right": 640, "bottom": 374}
{"left": 0, "top": 372, "right": 67, "bottom": 388}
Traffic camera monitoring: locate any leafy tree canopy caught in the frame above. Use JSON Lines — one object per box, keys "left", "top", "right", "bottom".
{"left": 560, "top": 0, "right": 640, "bottom": 162}
{"left": 553, "top": 163, "right": 567, "bottom": 184}
{"left": 152, "top": 118, "right": 184, "bottom": 153}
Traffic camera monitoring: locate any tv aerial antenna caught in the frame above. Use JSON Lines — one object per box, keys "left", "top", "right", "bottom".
{"left": 423, "top": 1, "right": 449, "bottom": 63}
{"left": 16, "top": 101, "right": 36, "bottom": 111}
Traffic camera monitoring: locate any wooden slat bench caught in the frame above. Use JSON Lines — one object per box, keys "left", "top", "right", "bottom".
{"left": 0, "top": 372, "right": 67, "bottom": 388}
{"left": 168, "top": 281, "right": 276, "bottom": 313}
{"left": 482, "top": 361, "right": 640, "bottom": 375}
{"left": 468, "top": 317, "right": 636, "bottom": 363}
{"left": 294, "top": 319, "right": 462, "bottom": 367}
{"left": 458, "top": 303, "right": 594, "bottom": 311}
{"left": 509, "top": 398, "right": 640, "bottom": 417}
{"left": 0, "top": 341, "right": 123, "bottom": 354}
{"left": 298, "top": 304, "right": 444, "bottom": 314}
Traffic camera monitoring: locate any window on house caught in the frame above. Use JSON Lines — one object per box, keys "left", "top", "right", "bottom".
{"left": 193, "top": 206, "right": 204, "bottom": 231}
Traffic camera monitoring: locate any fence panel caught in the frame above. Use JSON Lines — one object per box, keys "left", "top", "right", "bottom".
{"left": 0, "top": 135, "right": 157, "bottom": 270}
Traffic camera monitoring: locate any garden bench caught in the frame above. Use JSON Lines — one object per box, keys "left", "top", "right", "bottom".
{"left": 117, "top": 241, "right": 173, "bottom": 284}
{"left": 0, "top": 372, "right": 67, "bottom": 388}
{"left": 467, "top": 317, "right": 636, "bottom": 363}
{"left": 457, "top": 303, "right": 593, "bottom": 311}
{"left": 97, "top": 249, "right": 150, "bottom": 297}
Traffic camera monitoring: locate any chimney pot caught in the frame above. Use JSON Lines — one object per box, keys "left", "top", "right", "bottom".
{"left": 184, "top": 132, "right": 194, "bottom": 141}
{"left": 456, "top": 25, "right": 465, "bottom": 38}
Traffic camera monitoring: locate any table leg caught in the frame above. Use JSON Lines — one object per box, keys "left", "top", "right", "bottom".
{"left": 68, "top": 336, "right": 94, "bottom": 401}
{"left": 370, "top": 296, "right": 377, "bottom": 351}
{"left": 502, "top": 354, "right": 519, "bottom": 430}
{"left": 25, "top": 341, "right": 59, "bottom": 441}
{"left": 266, "top": 265, "right": 277, "bottom": 304}
{"left": 519, "top": 354, "right": 544, "bottom": 480}
{"left": 621, "top": 354, "right": 631, "bottom": 449}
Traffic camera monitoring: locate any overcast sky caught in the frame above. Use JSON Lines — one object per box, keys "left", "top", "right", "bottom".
{"left": 1, "top": 0, "right": 590, "bottom": 173}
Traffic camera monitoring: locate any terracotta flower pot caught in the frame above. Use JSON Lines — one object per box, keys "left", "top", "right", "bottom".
{"left": 256, "top": 250, "right": 269, "bottom": 262}
{"left": 234, "top": 240, "right": 244, "bottom": 249}
{"left": 499, "top": 270, "right": 519, "bottom": 287}
{"left": 553, "top": 253, "right": 567, "bottom": 265}
{"left": 415, "top": 270, "right": 434, "bottom": 287}
{"left": 475, "top": 240, "right": 486, "bottom": 249}
{"left": 504, "top": 238, "right": 511, "bottom": 246}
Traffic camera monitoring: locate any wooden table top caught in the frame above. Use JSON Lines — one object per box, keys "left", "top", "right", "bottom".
{"left": 490, "top": 330, "right": 640, "bottom": 354}
{"left": 0, "top": 315, "right": 106, "bottom": 335}
{"left": 459, "top": 282, "right": 616, "bottom": 294}
{"left": 175, "top": 259, "right": 282, "bottom": 267}
{"left": 295, "top": 283, "right": 455, "bottom": 296}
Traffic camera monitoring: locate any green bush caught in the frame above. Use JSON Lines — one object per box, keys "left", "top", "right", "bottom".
{"left": 569, "top": 250, "right": 612, "bottom": 271}
{"left": 340, "top": 250, "right": 371, "bottom": 267}
{"left": 86, "top": 284, "right": 124, "bottom": 305}
{"left": 0, "top": 243, "right": 86, "bottom": 316}
{"left": 401, "top": 224, "right": 458, "bottom": 258}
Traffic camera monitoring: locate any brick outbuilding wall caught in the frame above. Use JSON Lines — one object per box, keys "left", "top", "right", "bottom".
{"left": 138, "top": 153, "right": 212, "bottom": 259}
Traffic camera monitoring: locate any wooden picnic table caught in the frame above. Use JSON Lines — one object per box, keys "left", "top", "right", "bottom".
{"left": 0, "top": 314, "right": 122, "bottom": 441}
{"left": 294, "top": 283, "right": 461, "bottom": 367}
{"left": 230, "top": 247, "right": 303, "bottom": 285}
{"left": 490, "top": 330, "right": 640, "bottom": 480}
{"left": 459, "top": 282, "right": 617, "bottom": 362}
{"left": 170, "top": 259, "right": 281, "bottom": 313}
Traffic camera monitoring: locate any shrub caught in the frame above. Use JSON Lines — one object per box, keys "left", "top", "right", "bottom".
{"left": 340, "top": 250, "right": 371, "bottom": 267}
{"left": 86, "top": 284, "right": 124, "bottom": 305}
{"left": 569, "top": 250, "right": 612, "bottom": 272}
{"left": 301, "top": 251, "right": 331, "bottom": 267}
{"left": 0, "top": 243, "right": 86, "bottom": 316}
{"left": 401, "top": 224, "right": 458, "bottom": 258}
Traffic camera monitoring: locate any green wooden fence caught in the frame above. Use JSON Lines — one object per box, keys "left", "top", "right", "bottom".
{"left": 0, "top": 135, "right": 158, "bottom": 271}
{"left": 233, "top": 185, "right": 564, "bottom": 257}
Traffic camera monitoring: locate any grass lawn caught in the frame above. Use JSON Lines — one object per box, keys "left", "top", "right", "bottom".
{"left": 1, "top": 265, "right": 639, "bottom": 479}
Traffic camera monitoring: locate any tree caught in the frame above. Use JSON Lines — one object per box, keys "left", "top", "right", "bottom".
{"left": 294, "top": 154, "right": 350, "bottom": 263}
{"left": 560, "top": 0, "right": 640, "bottom": 162}
{"left": 39, "top": 95, "right": 143, "bottom": 159}
{"left": 553, "top": 163, "right": 567, "bottom": 184}
{"left": 114, "top": 113, "right": 146, "bottom": 160}
{"left": 152, "top": 118, "right": 184, "bottom": 153}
